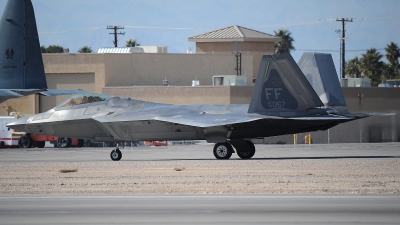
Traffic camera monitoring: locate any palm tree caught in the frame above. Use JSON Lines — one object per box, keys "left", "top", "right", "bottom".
{"left": 360, "top": 48, "right": 384, "bottom": 86}
{"left": 345, "top": 56, "right": 362, "bottom": 78}
{"left": 381, "top": 63, "right": 396, "bottom": 82}
{"left": 78, "top": 46, "right": 93, "bottom": 53}
{"left": 273, "top": 29, "right": 295, "bottom": 54}
{"left": 125, "top": 39, "right": 140, "bottom": 47}
{"left": 385, "top": 42, "right": 400, "bottom": 65}
{"left": 384, "top": 42, "right": 400, "bottom": 77}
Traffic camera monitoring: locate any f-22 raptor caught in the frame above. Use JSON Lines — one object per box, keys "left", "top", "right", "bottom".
{"left": 3, "top": 0, "right": 374, "bottom": 161}
{"left": 8, "top": 51, "right": 371, "bottom": 161}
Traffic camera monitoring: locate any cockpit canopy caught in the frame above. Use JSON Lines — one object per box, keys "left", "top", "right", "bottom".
{"left": 56, "top": 93, "right": 111, "bottom": 108}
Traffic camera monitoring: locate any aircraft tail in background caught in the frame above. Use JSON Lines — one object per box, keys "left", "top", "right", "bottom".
{"left": 248, "top": 53, "right": 325, "bottom": 116}
{"left": 0, "top": 0, "right": 87, "bottom": 104}
{"left": 0, "top": 0, "right": 47, "bottom": 90}
{"left": 298, "top": 52, "right": 348, "bottom": 113}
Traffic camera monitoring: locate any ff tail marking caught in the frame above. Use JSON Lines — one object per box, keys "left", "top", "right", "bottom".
{"left": 248, "top": 53, "right": 324, "bottom": 116}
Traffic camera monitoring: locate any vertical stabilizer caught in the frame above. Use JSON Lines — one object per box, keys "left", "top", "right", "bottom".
{"left": 298, "top": 52, "right": 348, "bottom": 113}
{"left": 248, "top": 53, "right": 324, "bottom": 116}
{"left": 0, "top": 0, "right": 47, "bottom": 89}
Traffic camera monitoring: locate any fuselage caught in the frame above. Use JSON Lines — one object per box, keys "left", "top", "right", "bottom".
{"left": 8, "top": 93, "right": 347, "bottom": 142}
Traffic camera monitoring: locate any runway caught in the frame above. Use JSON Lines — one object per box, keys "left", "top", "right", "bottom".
{"left": 1, "top": 143, "right": 399, "bottom": 224}
{"left": 1, "top": 195, "right": 399, "bottom": 225}
{"left": 0, "top": 142, "right": 399, "bottom": 162}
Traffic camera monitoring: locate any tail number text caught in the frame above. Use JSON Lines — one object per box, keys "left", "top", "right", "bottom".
{"left": 265, "top": 88, "right": 285, "bottom": 108}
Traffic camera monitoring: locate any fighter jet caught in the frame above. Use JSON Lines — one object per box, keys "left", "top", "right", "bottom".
{"left": 1, "top": 0, "right": 384, "bottom": 161}
{"left": 8, "top": 52, "right": 372, "bottom": 161}
{"left": 0, "top": 0, "right": 85, "bottom": 104}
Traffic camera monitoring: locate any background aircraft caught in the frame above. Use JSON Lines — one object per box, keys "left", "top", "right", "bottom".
{"left": 8, "top": 53, "right": 370, "bottom": 161}
{"left": 0, "top": 0, "right": 85, "bottom": 104}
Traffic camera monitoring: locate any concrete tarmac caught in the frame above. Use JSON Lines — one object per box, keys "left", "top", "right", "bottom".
{"left": 0, "top": 195, "right": 399, "bottom": 225}
{"left": 0, "top": 142, "right": 399, "bottom": 162}
{"left": 1, "top": 143, "right": 399, "bottom": 224}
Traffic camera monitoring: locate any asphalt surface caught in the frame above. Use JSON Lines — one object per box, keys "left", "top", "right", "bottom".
{"left": 0, "top": 195, "right": 399, "bottom": 225}
{"left": 0, "top": 142, "right": 399, "bottom": 162}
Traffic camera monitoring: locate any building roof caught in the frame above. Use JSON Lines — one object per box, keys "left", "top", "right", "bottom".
{"left": 188, "top": 25, "right": 281, "bottom": 43}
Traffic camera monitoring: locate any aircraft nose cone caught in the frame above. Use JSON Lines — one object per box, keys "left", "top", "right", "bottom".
{"left": 6, "top": 116, "right": 30, "bottom": 132}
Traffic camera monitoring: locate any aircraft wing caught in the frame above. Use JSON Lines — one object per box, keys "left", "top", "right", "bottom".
{"left": 154, "top": 113, "right": 271, "bottom": 128}
{"left": 153, "top": 113, "right": 353, "bottom": 128}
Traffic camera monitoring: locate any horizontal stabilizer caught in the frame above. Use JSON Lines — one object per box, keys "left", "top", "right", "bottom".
{"left": 39, "top": 89, "right": 89, "bottom": 96}
{"left": 0, "top": 89, "right": 89, "bottom": 104}
{"left": 0, "top": 89, "right": 23, "bottom": 97}
{"left": 248, "top": 53, "right": 324, "bottom": 116}
{"left": 366, "top": 112, "right": 396, "bottom": 117}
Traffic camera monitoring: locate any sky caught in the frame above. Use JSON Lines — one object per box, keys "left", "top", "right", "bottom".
{"left": 1, "top": 0, "right": 399, "bottom": 76}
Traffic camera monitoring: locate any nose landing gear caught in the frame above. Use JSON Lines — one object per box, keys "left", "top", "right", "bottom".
{"left": 110, "top": 143, "right": 123, "bottom": 161}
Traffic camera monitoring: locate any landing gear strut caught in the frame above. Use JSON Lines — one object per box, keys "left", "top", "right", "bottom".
{"left": 110, "top": 143, "right": 123, "bottom": 161}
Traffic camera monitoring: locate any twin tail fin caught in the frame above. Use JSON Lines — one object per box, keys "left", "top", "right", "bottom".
{"left": 248, "top": 53, "right": 324, "bottom": 116}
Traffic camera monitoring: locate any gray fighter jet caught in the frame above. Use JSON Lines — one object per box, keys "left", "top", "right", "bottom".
{"left": 8, "top": 52, "right": 371, "bottom": 161}
{"left": 0, "top": 0, "right": 84, "bottom": 103}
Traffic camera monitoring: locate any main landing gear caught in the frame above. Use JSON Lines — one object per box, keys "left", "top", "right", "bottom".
{"left": 213, "top": 140, "right": 256, "bottom": 160}
{"left": 110, "top": 143, "right": 123, "bottom": 161}
{"left": 213, "top": 142, "right": 233, "bottom": 159}
{"left": 108, "top": 140, "right": 255, "bottom": 161}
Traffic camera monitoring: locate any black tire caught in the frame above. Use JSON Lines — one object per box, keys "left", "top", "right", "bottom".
{"left": 213, "top": 142, "right": 233, "bottom": 159}
{"left": 76, "top": 139, "right": 84, "bottom": 147}
{"left": 110, "top": 149, "right": 122, "bottom": 161}
{"left": 57, "top": 137, "right": 72, "bottom": 148}
{"left": 237, "top": 140, "right": 256, "bottom": 159}
{"left": 18, "top": 135, "right": 33, "bottom": 148}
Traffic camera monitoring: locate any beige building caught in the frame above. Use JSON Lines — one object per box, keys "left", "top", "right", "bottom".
{"left": 189, "top": 25, "right": 281, "bottom": 80}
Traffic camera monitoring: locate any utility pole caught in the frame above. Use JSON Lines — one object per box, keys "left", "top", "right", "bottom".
{"left": 335, "top": 29, "right": 342, "bottom": 78}
{"left": 107, "top": 25, "right": 125, "bottom": 47}
{"left": 336, "top": 18, "right": 353, "bottom": 79}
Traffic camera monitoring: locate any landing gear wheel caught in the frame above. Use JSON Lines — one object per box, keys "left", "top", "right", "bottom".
{"left": 237, "top": 140, "right": 256, "bottom": 159}
{"left": 213, "top": 142, "right": 233, "bottom": 159}
{"left": 18, "top": 135, "right": 33, "bottom": 148}
{"left": 110, "top": 149, "right": 122, "bottom": 161}
{"left": 57, "top": 137, "right": 72, "bottom": 148}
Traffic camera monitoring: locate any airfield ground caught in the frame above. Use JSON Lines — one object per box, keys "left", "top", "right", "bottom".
{"left": 0, "top": 143, "right": 399, "bottom": 195}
